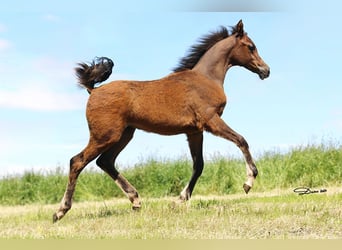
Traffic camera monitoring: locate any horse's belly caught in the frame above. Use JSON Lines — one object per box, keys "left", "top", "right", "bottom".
{"left": 128, "top": 116, "right": 200, "bottom": 135}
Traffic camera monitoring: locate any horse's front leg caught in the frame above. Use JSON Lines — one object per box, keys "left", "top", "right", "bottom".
{"left": 204, "top": 114, "right": 258, "bottom": 193}
{"left": 179, "top": 132, "right": 204, "bottom": 201}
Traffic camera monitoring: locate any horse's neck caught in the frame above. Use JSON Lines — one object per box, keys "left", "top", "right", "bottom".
{"left": 193, "top": 36, "right": 236, "bottom": 85}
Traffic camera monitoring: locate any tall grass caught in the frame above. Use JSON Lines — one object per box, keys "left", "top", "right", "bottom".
{"left": 0, "top": 143, "right": 341, "bottom": 205}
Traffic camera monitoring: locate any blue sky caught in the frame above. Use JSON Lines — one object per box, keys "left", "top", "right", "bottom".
{"left": 1, "top": 0, "right": 341, "bottom": 176}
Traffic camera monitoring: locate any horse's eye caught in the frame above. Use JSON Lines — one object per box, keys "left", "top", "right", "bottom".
{"left": 248, "top": 45, "right": 255, "bottom": 52}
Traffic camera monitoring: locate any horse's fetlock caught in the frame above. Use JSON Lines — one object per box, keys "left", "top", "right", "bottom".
{"left": 252, "top": 167, "right": 258, "bottom": 178}
{"left": 64, "top": 201, "right": 70, "bottom": 207}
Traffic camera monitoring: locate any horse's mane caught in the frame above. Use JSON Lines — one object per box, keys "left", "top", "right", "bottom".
{"left": 173, "top": 25, "right": 239, "bottom": 72}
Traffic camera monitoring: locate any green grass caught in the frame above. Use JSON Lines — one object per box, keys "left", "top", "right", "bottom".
{"left": 0, "top": 143, "right": 341, "bottom": 205}
{"left": 0, "top": 192, "right": 342, "bottom": 239}
{"left": 0, "top": 143, "right": 342, "bottom": 239}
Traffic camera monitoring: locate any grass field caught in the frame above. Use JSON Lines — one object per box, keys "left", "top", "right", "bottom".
{"left": 0, "top": 143, "right": 341, "bottom": 239}
{"left": 1, "top": 189, "right": 342, "bottom": 239}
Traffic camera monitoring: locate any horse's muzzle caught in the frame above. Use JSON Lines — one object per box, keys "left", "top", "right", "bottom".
{"left": 258, "top": 65, "right": 270, "bottom": 80}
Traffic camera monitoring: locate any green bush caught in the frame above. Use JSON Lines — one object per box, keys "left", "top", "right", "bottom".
{"left": 0, "top": 143, "right": 341, "bottom": 205}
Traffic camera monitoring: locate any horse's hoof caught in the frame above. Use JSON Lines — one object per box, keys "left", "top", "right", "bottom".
{"left": 175, "top": 197, "right": 187, "bottom": 205}
{"left": 132, "top": 206, "right": 140, "bottom": 211}
{"left": 243, "top": 183, "right": 251, "bottom": 194}
{"left": 132, "top": 202, "right": 141, "bottom": 211}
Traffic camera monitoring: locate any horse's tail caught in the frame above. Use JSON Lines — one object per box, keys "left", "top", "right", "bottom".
{"left": 75, "top": 57, "right": 114, "bottom": 93}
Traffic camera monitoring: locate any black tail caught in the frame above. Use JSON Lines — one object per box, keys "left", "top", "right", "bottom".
{"left": 75, "top": 57, "right": 114, "bottom": 93}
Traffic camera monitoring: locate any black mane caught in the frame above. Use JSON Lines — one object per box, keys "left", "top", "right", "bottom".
{"left": 173, "top": 26, "right": 231, "bottom": 72}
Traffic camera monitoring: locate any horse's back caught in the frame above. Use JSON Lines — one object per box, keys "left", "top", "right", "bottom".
{"left": 85, "top": 71, "right": 226, "bottom": 135}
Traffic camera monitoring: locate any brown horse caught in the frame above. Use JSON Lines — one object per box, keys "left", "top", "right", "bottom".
{"left": 53, "top": 20, "right": 270, "bottom": 222}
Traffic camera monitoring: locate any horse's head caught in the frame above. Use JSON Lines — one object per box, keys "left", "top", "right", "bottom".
{"left": 229, "top": 20, "right": 270, "bottom": 80}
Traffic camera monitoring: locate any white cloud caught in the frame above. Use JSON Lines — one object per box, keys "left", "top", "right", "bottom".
{"left": 0, "top": 23, "right": 10, "bottom": 51}
{"left": 0, "top": 55, "right": 90, "bottom": 111}
{"left": 0, "top": 55, "right": 138, "bottom": 112}
{"left": 0, "top": 39, "right": 11, "bottom": 51}
{"left": 0, "top": 23, "right": 7, "bottom": 32}
{"left": 31, "top": 56, "right": 74, "bottom": 81}
{"left": 0, "top": 84, "right": 87, "bottom": 111}
{"left": 42, "top": 14, "right": 61, "bottom": 23}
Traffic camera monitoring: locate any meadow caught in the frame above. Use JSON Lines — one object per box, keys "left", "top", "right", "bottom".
{"left": 0, "top": 143, "right": 341, "bottom": 239}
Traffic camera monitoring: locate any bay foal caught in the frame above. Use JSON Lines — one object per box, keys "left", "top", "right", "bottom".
{"left": 53, "top": 20, "right": 270, "bottom": 222}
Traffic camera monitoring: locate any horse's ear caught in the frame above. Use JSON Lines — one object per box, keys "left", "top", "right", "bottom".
{"left": 235, "top": 19, "right": 244, "bottom": 37}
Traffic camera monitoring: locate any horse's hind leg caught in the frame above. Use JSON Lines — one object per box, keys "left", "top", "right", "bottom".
{"left": 205, "top": 114, "right": 258, "bottom": 193}
{"left": 52, "top": 138, "right": 109, "bottom": 222}
{"left": 179, "top": 132, "right": 204, "bottom": 201}
{"left": 96, "top": 127, "right": 141, "bottom": 209}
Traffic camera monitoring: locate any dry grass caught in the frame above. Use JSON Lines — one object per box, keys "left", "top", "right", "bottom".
{"left": 1, "top": 187, "right": 342, "bottom": 239}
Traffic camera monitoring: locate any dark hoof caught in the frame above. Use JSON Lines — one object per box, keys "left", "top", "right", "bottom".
{"left": 132, "top": 204, "right": 141, "bottom": 211}
{"left": 175, "top": 197, "right": 187, "bottom": 206}
{"left": 178, "top": 196, "right": 187, "bottom": 203}
{"left": 243, "top": 183, "right": 251, "bottom": 194}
